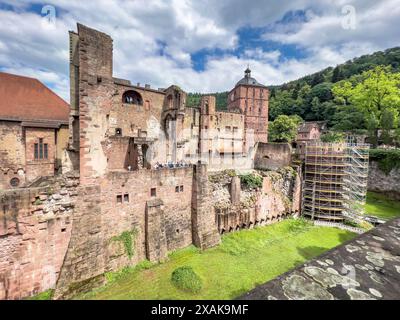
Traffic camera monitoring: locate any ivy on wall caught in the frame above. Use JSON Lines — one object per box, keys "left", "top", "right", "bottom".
{"left": 111, "top": 229, "right": 138, "bottom": 259}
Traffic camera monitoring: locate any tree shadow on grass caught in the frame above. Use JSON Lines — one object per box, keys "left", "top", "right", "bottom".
{"left": 337, "top": 231, "right": 358, "bottom": 244}
{"left": 297, "top": 246, "right": 331, "bottom": 262}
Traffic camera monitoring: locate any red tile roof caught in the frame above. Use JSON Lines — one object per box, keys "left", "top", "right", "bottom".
{"left": 0, "top": 72, "right": 69, "bottom": 123}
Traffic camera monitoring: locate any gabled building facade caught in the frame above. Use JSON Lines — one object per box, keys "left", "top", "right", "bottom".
{"left": 0, "top": 72, "right": 70, "bottom": 189}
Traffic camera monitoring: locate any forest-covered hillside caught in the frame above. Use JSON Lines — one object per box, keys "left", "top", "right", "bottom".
{"left": 187, "top": 47, "right": 400, "bottom": 126}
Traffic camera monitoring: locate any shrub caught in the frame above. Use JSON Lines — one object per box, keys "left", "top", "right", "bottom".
{"left": 239, "top": 174, "right": 263, "bottom": 189}
{"left": 369, "top": 149, "right": 400, "bottom": 174}
{"left": 171, "top": 266, "right": 202, "bottom": 293}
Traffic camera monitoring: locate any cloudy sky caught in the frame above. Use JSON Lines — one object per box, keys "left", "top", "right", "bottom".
{"left": 0, "top": 0, "right": 399, "bottom": 101}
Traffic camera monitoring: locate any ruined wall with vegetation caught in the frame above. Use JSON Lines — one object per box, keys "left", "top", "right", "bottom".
{"left": 209, "top": 166, "right": 301, "bottom": 233}
{"left": 368, "top": 149, "right": 400, "bottom": 200}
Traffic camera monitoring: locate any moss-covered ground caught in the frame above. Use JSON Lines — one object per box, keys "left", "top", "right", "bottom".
{"left": 79, "top": 219, "right": 355, "bottom": 300}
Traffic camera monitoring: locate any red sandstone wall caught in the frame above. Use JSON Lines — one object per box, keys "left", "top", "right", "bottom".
{"left": 100, "top": 167, "right": 195, "bottom": 271}
{"left": 0, "top": 175, "right": 78, "bottom": 299}
{"left": 54, "top": 167, "right": 198, "bottom": 299}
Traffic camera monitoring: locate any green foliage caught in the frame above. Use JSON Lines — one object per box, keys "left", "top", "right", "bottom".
{"left": 239, "top": 173, "right": 263, "bottom": 189}
{"left": 171, "top": 266, "right": 202, "bottom": 293}
{"left": 310, "top": 82, "right": 333, "bottom": 102}
{"left": 269, "top": 115, "right": 301, "bottom": 143}
{"left": 186, "top": 92, "right": 229, "bottom": 110}
{"left": 111, "top": 229, "right": 138, "bottom": 259}
{"left": 33, "top": 198, "right": 43, "bottom": 205}
{"left": 331, "top": 105, "right": 366, "bottom": 131}
{"left": 28, "top": 289, "right": 54, "bottom": 300}
{"left": 332, "top": 65, "right": 344, "bottom": 82}
{"left": 332, "top": 65, "right": 400, "bottom": 145}
{"left": 381, "top": 108, "right": 399, "bottom": 145}
{"left": 369, "top": 149, "right": 400, "bottom": 174}
{"left": 320, "top": 132, "right": 345, "bottom": 143}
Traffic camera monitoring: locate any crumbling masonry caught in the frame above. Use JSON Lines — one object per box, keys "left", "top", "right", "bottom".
{"left": 0, "top": 24, "right": 301, "bottom": 300}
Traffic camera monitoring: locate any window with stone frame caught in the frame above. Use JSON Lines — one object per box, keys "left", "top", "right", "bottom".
{"left": 34, "top": 138, "right": 48, "bottom": 160}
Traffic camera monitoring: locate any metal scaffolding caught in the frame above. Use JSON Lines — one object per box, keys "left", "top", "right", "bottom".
{"left": 302, "top": 142, "right": 369, "bottom": 221}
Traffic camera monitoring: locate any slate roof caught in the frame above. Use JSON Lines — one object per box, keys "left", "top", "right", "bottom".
{"left": 235, "top": 67, "right": 267, "bottom": 88}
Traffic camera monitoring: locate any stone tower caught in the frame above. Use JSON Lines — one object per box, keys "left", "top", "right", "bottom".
{"left": 227, "top": 67, "right": 269, "bottom": 145}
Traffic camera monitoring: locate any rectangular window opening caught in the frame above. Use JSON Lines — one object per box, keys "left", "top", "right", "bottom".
{"left": 34, "top": 143, "right": 39, "bottom": 159}
{"left": 116, "top": 195, "right": 123, "bottom": 203}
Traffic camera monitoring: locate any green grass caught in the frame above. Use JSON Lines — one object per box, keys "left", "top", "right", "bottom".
{"left": 365, "top": 191, "right": 400, "bottom": 220}
{"left": 79, "top": 219, "right": 356, "bottom": 300}
{"left": 28, "top": 289, "right": 54, "bottom": 300}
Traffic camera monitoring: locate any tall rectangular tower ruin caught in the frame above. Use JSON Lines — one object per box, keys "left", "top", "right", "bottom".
{"left": 227, "top": 68, "right": 269, "bottom": 145}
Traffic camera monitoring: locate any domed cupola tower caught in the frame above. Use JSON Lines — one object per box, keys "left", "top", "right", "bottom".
{"left": 227, "top": 67, "right": 269, "bottom": 144}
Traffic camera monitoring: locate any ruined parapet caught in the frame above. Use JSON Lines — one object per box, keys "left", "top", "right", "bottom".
{"left": 254, "top": 143, "right": 292, "bottom": 171}
{"left": 145, "top": 199, "right": 167, "bottom": 262}
{"left": 191, "top": 162, "right": 221, "bottom": 249}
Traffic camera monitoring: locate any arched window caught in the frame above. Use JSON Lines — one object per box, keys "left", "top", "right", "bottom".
{"left": 122, "top": 90, "right": 143, "bottom": 105}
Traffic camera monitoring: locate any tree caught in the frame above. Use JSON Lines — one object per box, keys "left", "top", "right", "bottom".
{"left": 311, "top": 97, "right": 322, "bottom": 121}
{"left": 332, "top": 66, "right": 344, "bottom": 82}
{"left": 332, "top": 105, "right": 366, "bottom": 132}
{"left": 366, "top": 114, "right": 380, "bottom": 147}
{"left": 311, "top": 72, "right": 324, "bottom": 86}
{"left": 310, "top": 82, "right": 333, "bottom": 102}
{"left": 381, "top": 108, "right": 399, "bottom": 145}
{"left": 268, "top": 115, "right": 301, "bottom": 143}
{"left": 321, "top": 132, "right": 345, "bottom": 143}
{"left": 332, "top": 65, "right": 400, "bottom": 144}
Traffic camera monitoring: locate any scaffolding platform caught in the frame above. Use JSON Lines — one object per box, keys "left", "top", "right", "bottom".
{"left": 302, "top": 142, "right": 369, "bottom": 221}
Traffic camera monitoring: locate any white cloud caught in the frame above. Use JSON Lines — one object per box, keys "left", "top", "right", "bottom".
{"left": 0, "top": 0, "right": 398, "bottom": 102}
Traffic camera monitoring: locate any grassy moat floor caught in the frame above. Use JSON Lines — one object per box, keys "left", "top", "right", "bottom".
{"left": 365, "top": 191, "right": 400, "bottom": 220}
{"left": 30, "top": 191, "right": 399, "bottom": 300}
{"left": 78, "top": 219, "right": 356, "bottom": 300}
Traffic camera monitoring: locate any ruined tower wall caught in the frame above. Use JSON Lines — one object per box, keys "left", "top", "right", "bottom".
{"left": 0, "top": 175, "right": 79, "bottom": 300}
{"left": 54, "top": 167, "right": 195, "bottom": 299}
{"left": 191, "top": 163, "right": 221, "bottom": 249}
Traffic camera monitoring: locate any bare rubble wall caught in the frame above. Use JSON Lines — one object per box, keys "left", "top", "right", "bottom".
{"left": 0, "top": 174, "right": 79, "bottom": 300}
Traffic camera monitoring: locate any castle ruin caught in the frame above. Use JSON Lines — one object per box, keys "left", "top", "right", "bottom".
{"left": 0, "top": 24, "right": 301, "bottom": 300}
